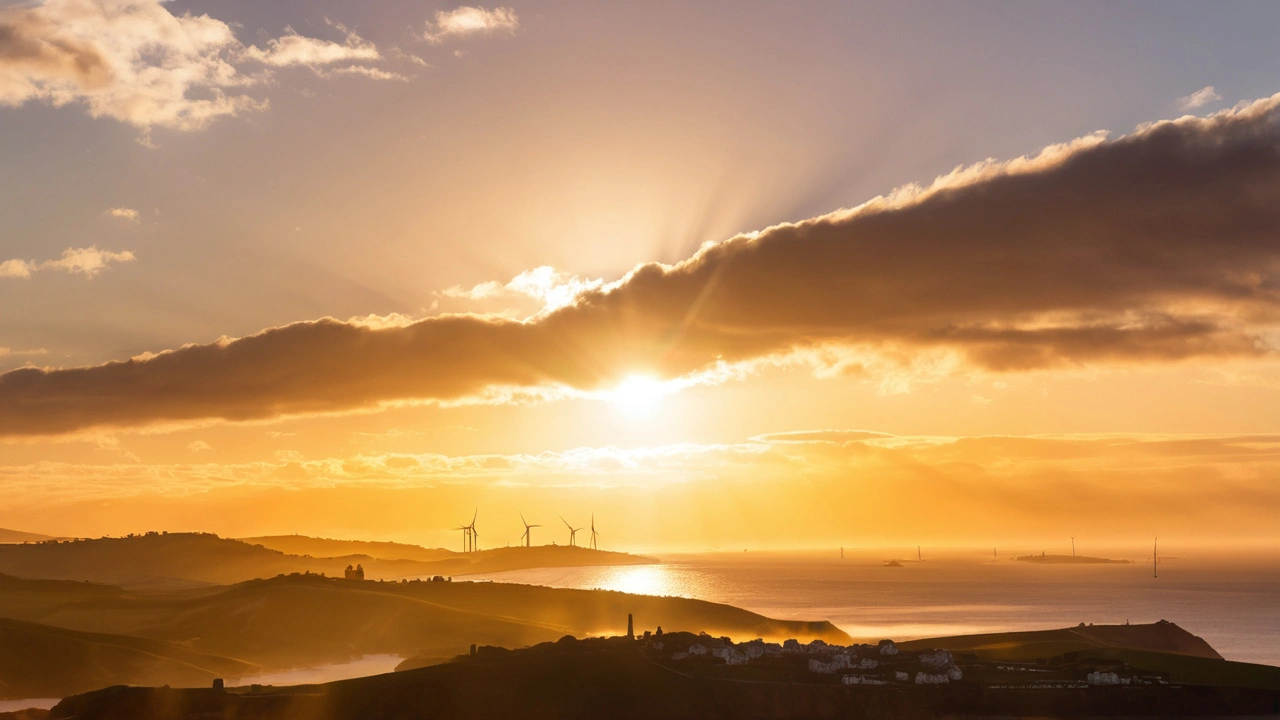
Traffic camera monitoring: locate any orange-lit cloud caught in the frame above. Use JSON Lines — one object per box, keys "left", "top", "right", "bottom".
{"left": 5, "top": 96, "right": 1280, "bottom": 436}
{"left": 1178, "top": 85, "right": 1222, "bottom": 111}
{"left": 424, "top": 6, "right": 519, "bottom": 44}
{"left": 0, "top": 245, "right": 134, "bottom": 279}
{"left": 0, "top": 0, "right": 403, "bottom": 130}
{"left": 241, "top": 25, "right": 379, "bottom": 68}
{"left": 105, "top": 206, "right": 140, "bottom": 222}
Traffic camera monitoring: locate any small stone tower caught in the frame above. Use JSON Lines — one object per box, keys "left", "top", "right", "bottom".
{"left": 627, "top": 613, "right": 634, "bottom": 639}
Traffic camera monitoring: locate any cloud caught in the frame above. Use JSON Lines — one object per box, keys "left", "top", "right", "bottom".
{"left": 316, "top": 65, "right": 408, "bottom": 82}
{"left": 7, "top": 96, "right": 1280, "bottom": 435}
{"left": 186, "top": 440, "right": 212, "bottom": 452}
{"left": 241, "top": 27, "right": 379, "bottom": 68}
{"left": 424, "top": 6, "right": 518, "bottom": 43}
{"left": 106, "top": 206, "right": 139, "bottom": 221}
{"left": 0, "top": 259, "right": 32, "bottom": 278}
{"left": 1178, "top": 85, "right": 1222, "bottom": 111}
{"left": 1, "top": 246, "right": 134, "bottom": 280}
{"left": 751, "top": 430, "right": 896, "bottom": 445}
{"left": 0, "top": 0, "right": 402, "bottom": 130}
{"left": 0, "top": 347, "right": 49, "bottom": 358}
{"left": 440, "top": 266, "right": 606, "bottom": 316}
{"left": 0, "top": 0, "right": 262, "bottom": 129}
{"left": 4, "top": 433, "right": 1279, "bottom": 544}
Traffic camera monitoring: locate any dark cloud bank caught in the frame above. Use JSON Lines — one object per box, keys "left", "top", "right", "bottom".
{"left": 5, "top": 96, "right": 1280, "bottom": 436}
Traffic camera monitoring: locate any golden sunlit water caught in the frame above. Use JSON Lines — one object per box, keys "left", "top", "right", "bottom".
{"left": 469, "top": 551, "right": 1280, "bottom": 665}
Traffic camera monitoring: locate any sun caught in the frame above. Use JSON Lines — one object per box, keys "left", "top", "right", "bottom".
{"left": 609, "top": 374, "right": 668, "bottom": 418}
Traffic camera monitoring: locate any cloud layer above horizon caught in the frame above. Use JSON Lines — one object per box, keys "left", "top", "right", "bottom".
{"left": 4, "top": 95, "right": 1280, "bottom": 437}
{"left": 5, "top": 431, "right": 1277, "bottom": 546}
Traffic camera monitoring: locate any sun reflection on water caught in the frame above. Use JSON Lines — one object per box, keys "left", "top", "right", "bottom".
{"left": 593, "top": 565, "right": 689, "bottom": 597}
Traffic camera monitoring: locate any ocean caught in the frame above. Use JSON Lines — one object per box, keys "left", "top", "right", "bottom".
{"left": 468, "top": 549, "right": 1280, "bottom": 666}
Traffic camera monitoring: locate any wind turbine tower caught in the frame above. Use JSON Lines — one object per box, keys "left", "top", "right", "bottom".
{"left": 520, "top": 514, "right": 541, "bottom": 548}
{"left": 560, "top": 516, "right": 582, "bottom": 547}
{"left": 1071, "top": 536, "right": 1075, "bottom": 557}
{"left": 590, "top": 514, "right": 599, "bottom": 550}
{"left": 1153, "top": 537, "right": 1158, "bottom": 579}
{"left": 454, "top": 519, "right": 473, "bottom": 553}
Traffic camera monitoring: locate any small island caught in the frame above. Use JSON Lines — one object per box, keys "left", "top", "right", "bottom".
{"left": 1014, "top": 553, "right": 1130, "bottom": 564}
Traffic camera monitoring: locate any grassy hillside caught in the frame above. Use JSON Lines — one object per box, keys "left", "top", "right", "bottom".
{"left": 4, "top": 573, "right": 848, "bottom": 672}
{"left": 0, "top": 533, "right": 345, "bottom": 588}
{"left": 898, "top": 620, "right": 1221, "bottom": 661}
{"left": 0, "top": 574, "right": 129, "bottom": 617}
{"left": 49, "top": 636, "right": 1280, "bottom": 720}
{"left": 0, "top": 617, "right": 255, "bottom": 700}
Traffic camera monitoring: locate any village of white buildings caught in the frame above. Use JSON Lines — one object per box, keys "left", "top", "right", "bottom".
{"left": 639, "top": 630, "right": 1171, "bottom": 690}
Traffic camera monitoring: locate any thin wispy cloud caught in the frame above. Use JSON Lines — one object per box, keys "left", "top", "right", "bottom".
{"left": 241, "top": 27, "right": 379, "bottom": 68}
{"left": 424, "top": 6, "right": 519, "bottom": 43}
{"left": 0, "top": 347, "right": 49, "bottom": 358}
{"left": 316, "top": 65, "right": 408, "bottom": 82}
{"left": 106, "top": 207, "right": 140, "bottom": 222}
{"left": 1178, "top": 85, "right": 1222, "bottom": 111}
{"left": 1, "top": 246, "right": 135, "bottom": 279}
{"left": 6, "top": 95, "right": 1280, "bottom": 436}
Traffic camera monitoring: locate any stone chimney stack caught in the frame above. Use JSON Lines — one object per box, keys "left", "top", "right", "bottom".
{"left": 627, "top": 613, "right": 634, "bottom": 639}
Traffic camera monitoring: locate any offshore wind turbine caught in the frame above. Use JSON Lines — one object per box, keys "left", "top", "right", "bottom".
{"left": 520, "top": 514, "right": 541, "bottom": 548}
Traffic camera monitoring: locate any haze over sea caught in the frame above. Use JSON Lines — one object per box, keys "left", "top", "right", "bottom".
{"left": 470, "top": 549, "right": 1280, "bottom": 666}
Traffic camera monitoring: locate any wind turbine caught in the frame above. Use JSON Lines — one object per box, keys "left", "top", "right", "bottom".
{"left": 560, "top": 516, "right": 583, "bottom": 547}
{"left": 520, "top": 514, "right": 541, "bottom": 548}
{"left": 1153, "top": 537, "right": 1158, "bottom": 579}
{"left": 466, "top": 510, "right": 478, "bottom": 553}
{"left": 454, "top": 521, "right": 472, "bottom": 553}
{"left": 1071, "top": 536, "right": 1076, "bottom": 557}
{"left": 589, "top": 514, "right": 599, "bottom": 550}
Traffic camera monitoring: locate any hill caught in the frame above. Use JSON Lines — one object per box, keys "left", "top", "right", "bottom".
{"left": 48, "top": 634, "right": 1280, "bottom": 720}
{"left": 1, "top": 572, "right": 848, "bottom": 672}
{"left": 406, "top": 545, "right": 655, "bottom": 576}
{"left": 0, "top": 573, "right": 130, "bottom": 617}
{"left": 0, "top": 533, "right": 350, "bottom": 588}
{"left": 897, "top": 620, "right": 1221, "bottom": 661}
{"left": 0, "top": 533, "right": 655, "bottom": 589}
{"left": 0, "top": 617, "right": 255, "bottom": 700}
{"left": 239, "top": 535, "right": 455, "bottom": 563}
{"left": 0, "top": 527, "right": 55, "bottom": 544}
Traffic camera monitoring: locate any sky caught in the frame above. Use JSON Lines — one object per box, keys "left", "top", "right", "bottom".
{"left": 2, "top": 0, "right": 1280, "bottom": 552}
